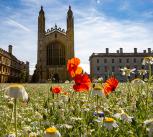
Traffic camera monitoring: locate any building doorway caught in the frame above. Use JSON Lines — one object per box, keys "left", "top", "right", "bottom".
{"left": 52, "top": 73, "right": 59, "bottom": 83}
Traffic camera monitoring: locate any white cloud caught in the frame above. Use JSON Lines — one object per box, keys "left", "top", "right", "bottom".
{"left": 6, "top": 18, "right": 31, "bottom": 32}
{"left": 74, "top": 9, "right": 153, "bottom": 74}
{"left": 1, "top": 1, "right": 153, "bottom": 75}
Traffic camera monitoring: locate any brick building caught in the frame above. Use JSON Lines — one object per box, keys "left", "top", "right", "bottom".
{"left": 0, "top": 45, "right": 29, "bottom": 83}
{"left": 89, "top": 48, "right": 153, "bottom": 81}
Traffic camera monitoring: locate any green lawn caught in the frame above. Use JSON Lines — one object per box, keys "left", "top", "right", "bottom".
{"left": 0, "top": 83, "right": 152, "bottom": 137}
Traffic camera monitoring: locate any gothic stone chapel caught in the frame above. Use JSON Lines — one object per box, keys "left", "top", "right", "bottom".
{"left": 36, "top": 6, "right": 74, "bottom": 82}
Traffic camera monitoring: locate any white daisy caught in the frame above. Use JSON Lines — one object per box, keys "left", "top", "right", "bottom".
{"left": 44, "top": 127, "right": 61, "bottom": 137}
{"left": 142, "top": 57, "right": 153, "bottom": 65}
{"left": 5, "top": 84, "right": 28, "bottom": 102}
{"left": 120, "top": 67, "right": 136, "bottom": 77}
{"left": 138, "top": 69, "right": 148, "bottom": 76}
{"left": 91, "top": 84, "right": 104, "bottom": 97}
{"left": 114, "top": 110, "right": 133, "bottom": 123}
{"left": 103, "top": 117, "right": 118, "bottom": 130}
{"left": 144, "top": 119, "right": 153, "bottom": 137}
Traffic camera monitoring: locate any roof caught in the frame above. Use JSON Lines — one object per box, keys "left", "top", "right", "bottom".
{"left": 89, "top": 52, "right": 153, "bottom": 60}
{"left": 0, "top": 48, "right": 25, "bottom": 64}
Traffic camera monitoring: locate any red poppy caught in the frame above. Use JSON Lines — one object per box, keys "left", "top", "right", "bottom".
{"left": 103, "top": 76, "right": 119, "bottom": 95}
{"left": 73, "top": 74, "right": 91, "bottom": 92}
{"left": 51, "top": 86, "right": 62, "bottom": 94}
{"left": 67, "top": 58, "right": 83, "bottom": 78}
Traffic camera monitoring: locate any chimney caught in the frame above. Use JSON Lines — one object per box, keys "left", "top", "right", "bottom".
{"left": 117, "top": 50, "right": 119, "bottom": 53}
{"left": 148, "top": 48, "right": 151, "bottom": 53}
{"left": 143, "top": 50, "right": 146, "bottom": 53}
{"left": 106, "top": 48, "right": 109, "bottom": 54}
{"left": 26, "top": 61, "right": 29, "bottom": 65}
{"left": 8, "top": 45, "right": 12, "bottom": 54}
{"left": 120, "top": 48, "right": 123, "bottom": 53}
{"left": 134, "top": 48, "right": 137, "bottom": 53}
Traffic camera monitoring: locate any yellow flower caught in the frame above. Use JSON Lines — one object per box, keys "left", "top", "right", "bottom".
{"left": 104, "top": 117, "right": 115, "bottom": 123}
{"left": 93, "top": 85, "right": 102, "bottom": 90}
{"left": 103, "top": 117, "right": 118, "bottom": 130}
{"left": 44, "top": 127, "right": 61, "bottom": 137}
{"left": 9, "top": 84, "right": 24, "bottom": 88}
{"left": 46, "top": 127, "right": 57, "bottom": 134}
{"left": 92, "top": 84, "right": 104, "bottom": 96}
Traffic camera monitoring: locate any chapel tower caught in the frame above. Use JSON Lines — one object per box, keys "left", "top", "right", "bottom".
{"left": 36, "top": 6, "right": 74, "bottom": 82}
{"left": 67, "top": 6, "right": 74, "bottom": 58}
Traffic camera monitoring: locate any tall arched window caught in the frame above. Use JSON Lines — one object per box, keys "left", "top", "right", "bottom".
{"left": 47, "top": 42, "right": 65, "bottom": 65}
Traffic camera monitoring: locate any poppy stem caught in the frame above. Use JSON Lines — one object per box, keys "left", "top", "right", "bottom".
{"left": 14, "top": 98, "right": 17, "bottom": 137}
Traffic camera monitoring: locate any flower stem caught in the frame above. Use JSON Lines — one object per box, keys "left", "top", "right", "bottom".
{"left": 126, "top": 77, "right": 131, "bottom": 100}
{"left": 11, "top": 102, "right": 14, "bottom": 123}
{"left": 14, "top": 99, "right": 17, "bottom": 137}
{"left": 149, "top": 64, "right": 152, "bottom": 81}
{"left": 145, "top": 64, "right": 152, "bottom": 118}
{"left": 96, "top": 94, "right": 99, "bottom": 112}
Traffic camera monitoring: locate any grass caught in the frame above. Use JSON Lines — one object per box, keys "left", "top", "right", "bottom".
{"left": 0, "top": 82, "right": 152, "bottom": 137}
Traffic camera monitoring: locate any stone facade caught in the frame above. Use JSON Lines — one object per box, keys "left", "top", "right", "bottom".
{"left": 36, "top": 6, "right": 74, "bottom": 82}
{"left": 89, "top": 48, "right": 153, "bottom": 81}
{"left": 0, "top": 45, "right": 29, "bottom": 83}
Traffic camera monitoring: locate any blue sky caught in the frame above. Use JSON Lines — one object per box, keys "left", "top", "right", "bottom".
{"left": 0, "top": 0, "right": 153, "bottom": 74}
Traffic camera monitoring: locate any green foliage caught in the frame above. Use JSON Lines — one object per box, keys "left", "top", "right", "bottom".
{"left": 19, "top": 71, "right": 26, "bottom": 83}
{"left": 0, "top": 83, "right": 152, "bottom": 136}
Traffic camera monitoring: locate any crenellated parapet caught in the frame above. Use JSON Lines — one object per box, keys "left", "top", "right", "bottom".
{"left": 45, "top": 24, "right": 66, "bottom": 35}
{"left": 89, "top": 48, "right": 153, "bottom": 60}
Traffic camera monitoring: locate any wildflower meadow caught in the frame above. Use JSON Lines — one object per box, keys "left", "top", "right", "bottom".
{"left": 0, "top": 57, "right": 153, "bottom": 137}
